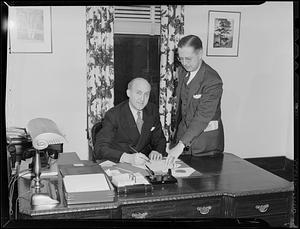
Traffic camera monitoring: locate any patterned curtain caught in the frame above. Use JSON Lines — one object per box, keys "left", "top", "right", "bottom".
{"left": 86, "top": 6, "right": 114, "bottom": 150}
{"left": 159, "top": 5, "right": 184, "bottom": 142}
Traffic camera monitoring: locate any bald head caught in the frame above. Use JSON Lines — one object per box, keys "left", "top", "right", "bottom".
{"left": 127, "top": 77, "right": 151, "bottom": 111}
{"left": 128, "top": 77, "right": 151, "bottom": 91}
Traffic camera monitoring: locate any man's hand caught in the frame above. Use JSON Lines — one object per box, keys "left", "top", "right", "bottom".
{"left": 121, "top": 152, "right": 150, "bottom": 165}
{"left": 149, "top": 151, "right": 162, "bottom": 160}
{"left": 165, "top": 142, "right": 185, "bottom": 168}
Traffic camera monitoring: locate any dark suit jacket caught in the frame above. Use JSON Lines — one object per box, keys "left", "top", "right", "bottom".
{"left": 94, "top": 100, "right": 166, "bottom": 162}
{"left": 174, "top": 61, "right": 224, "bottom": 156}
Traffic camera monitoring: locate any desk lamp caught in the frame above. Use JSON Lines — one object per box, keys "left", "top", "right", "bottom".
{"left": 27, "top": 118, "right": 65, "bottom": 207}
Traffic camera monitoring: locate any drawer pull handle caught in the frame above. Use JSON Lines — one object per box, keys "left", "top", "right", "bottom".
{"left": 131, "top": 212, "right": 148, "bottom": 219}
{"left": 255, "top": 204, "right": 269, "bottom": 213}
{"left": 196, "top": 206, "right": 212, "bottom": 215}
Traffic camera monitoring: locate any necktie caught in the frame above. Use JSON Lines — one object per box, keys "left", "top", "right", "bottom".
{"left": 185, "top": 72, "right": 191, "bottom": 84}
{"left": 136, "top": 111, "right": 143, "bottom": 134}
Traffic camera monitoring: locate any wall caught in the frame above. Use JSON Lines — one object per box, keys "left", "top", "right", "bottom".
{"left": 6, "top": 6, "right": 88, "bottom": 159}
{"left": 185, "top": 2, "right": 294, "bottom": 159}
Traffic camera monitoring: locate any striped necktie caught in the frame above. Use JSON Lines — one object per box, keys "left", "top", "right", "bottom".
{"left": 185, "top": 72, "right": 191, "bottom": 84}
{"left": 136, "top": 111, "right": 143, "bottom": 134}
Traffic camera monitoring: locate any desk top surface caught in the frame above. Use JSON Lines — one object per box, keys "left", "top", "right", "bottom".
{"left": 18, "top": 152, "right": 293, "bottom": 216}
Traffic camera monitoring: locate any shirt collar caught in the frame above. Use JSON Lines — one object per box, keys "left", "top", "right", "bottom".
{"left": 189, "top": 61, "right": 202, "bottom": 75}
{"left": 128, "top": 102, "right": 142, "bottom": 119}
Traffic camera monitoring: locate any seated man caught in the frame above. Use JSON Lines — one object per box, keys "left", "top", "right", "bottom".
{"left": 94, "top": 77, "right": 166, "bottom": 165}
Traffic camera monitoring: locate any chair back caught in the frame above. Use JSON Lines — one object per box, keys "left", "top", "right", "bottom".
{"left": 91, "top": 119, "right": 104, "bottom": 162}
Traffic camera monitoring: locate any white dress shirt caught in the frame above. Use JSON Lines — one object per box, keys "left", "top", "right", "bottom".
{"left": 128, "top": 103, "right": 143, "bottom": 123}
{"left": 186, "top": 62, "right": 201, "bottom": 85}
{"left": 119, "top": 103, "right": 143, "bottom": 163}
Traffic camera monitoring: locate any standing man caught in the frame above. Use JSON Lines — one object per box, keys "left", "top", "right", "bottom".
{"left": 166, "top": 35, "right": 224, "bottom": 167}
{"left": 94, "top": 77, "right": 166, "bottom": 165}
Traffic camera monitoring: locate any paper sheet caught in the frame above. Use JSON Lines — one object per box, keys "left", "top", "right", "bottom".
{"left": 133, "top": 158, "right": 199, "bottom": 178}
{"left": 134, "top": 159, "right": 180, "bottom": 172}
{"left": 104, "top": 169, "right": 121, "bottom": 177}
{"left": 63, "top": 173, "right": 110, "bottom": 193}
{"left": 100, "top": 160, "right": 117, "bottom": 167}
{"left": 172, "top": 167, "right": 196, "bottom": 178}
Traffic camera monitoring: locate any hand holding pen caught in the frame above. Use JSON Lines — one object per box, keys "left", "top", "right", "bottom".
{"left": 145, "top": 164, "right": 155, "bottom": 177}
{"left": 129, "top": 145, "right": 150, "bottom": 165}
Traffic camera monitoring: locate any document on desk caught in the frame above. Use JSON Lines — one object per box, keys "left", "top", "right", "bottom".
{"left": 134, "top": 159, "right": 180, "bottom": 172}
{"left": 172, "top": 167, "right": 196, "bottom": 177}
{"left": 99, "top": 160, "right": 117, "bottom": 167}
{"left": 133, "top": 159, "right": 200, "bottom": 178}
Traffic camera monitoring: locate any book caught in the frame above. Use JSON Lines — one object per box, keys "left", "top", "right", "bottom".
{"left": 106, "top": 170, "right": 153, "bottom": 195}
{"left": 63, "top": 173, "right": 114, "bottom": 204}
{"left": 60, "top": 162, "right": 115, "bottom": 205}
{"left": 111, "top": 172, "right": 150, "bottom": 187}
{"left": 59, "top": 161, "right": 103, "bottom": 177}
{"left": 56, "top": 152, "right": 81, "bottom": 165}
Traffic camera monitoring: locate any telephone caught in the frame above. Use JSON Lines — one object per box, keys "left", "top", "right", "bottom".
{"left": 6, "top": 127, "right": 33, "bottom": 168}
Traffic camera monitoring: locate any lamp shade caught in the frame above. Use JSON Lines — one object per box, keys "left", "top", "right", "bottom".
{"left": 27, "top": 118, "right": 65, "bottom": 150}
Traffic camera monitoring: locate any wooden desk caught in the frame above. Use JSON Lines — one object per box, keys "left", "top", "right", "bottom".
{"left": 17, "top": 153, "right": 293, "bottom": 227}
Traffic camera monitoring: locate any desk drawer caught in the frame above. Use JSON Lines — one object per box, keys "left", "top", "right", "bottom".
{"left": 122, "top": 201, "right": 174, "bottom": 218}
{"left": 235, "top": 196, "right": 289, "bottom": 217}
{"left": 26, "top": 209, "right": 116, "bottom": 219}
{"left": 122, "top": 197, "right": 222, "bottom": 219}
{"left": 174, "top": 198, "right": 222, "bottom": 218}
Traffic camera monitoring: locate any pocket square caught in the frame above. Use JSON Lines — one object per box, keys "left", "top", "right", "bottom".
{"left": 204, "top": 120, "right": 218, "bottom": 132}
{"left": 193, "top": 94, "right": 202, "bottom": 99}
{"left": 150, "top": 127, "right": 155, "bottom": 131}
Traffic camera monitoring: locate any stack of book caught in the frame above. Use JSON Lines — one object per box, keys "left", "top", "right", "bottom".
{"left": 6, "top": 127, "right": 31, "bottom": 144}
{"left": 59, "top": 162, "right": 115, "bottom": 205}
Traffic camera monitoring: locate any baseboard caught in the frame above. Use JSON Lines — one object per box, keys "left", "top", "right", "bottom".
{"left": 244, "top": 156, "right": 294, "bottom": 182}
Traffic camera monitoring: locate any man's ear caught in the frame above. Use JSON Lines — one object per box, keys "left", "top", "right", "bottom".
{"left": 198, "top": 49, "right": 203, "bottom": 60}
{"left": 126, "top": 89, "right": 130, "bottom": 98}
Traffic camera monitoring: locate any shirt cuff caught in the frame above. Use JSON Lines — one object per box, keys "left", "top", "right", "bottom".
{"left": 178, "top": 140, "right": 185, "bottom": 149}
{"left": 180, "top": 138, "right": 191, "bottom": 149}
{"left": 119, "top": 153, "right": 127, "bottom": 163}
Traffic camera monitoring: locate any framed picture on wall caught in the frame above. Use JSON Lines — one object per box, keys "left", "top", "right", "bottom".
{"left": 206, "top": 10, "right": 241, "bottom": 57}
{"left": 9, "top": 6, "right": 52, "bottom": 53}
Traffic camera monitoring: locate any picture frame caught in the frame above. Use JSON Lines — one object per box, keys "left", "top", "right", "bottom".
{"left": 206, "top": 10, "right": 241, "bottom": 57}
{"left": 9, "top": 6, "right": 52, "bottom": 53}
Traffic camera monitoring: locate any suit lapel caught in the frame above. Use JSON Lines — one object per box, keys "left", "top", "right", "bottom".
{"left": 135, "top": 105, "right": 154, "bottom": 151}
{"left": 187, "top": 61, "right": 206, "bottom": 106}
{"left": 122, "top": 102, "right": 140, "bottom": 144}
{"left": 176, "top": 67, "right": 187, "bottom": 108}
